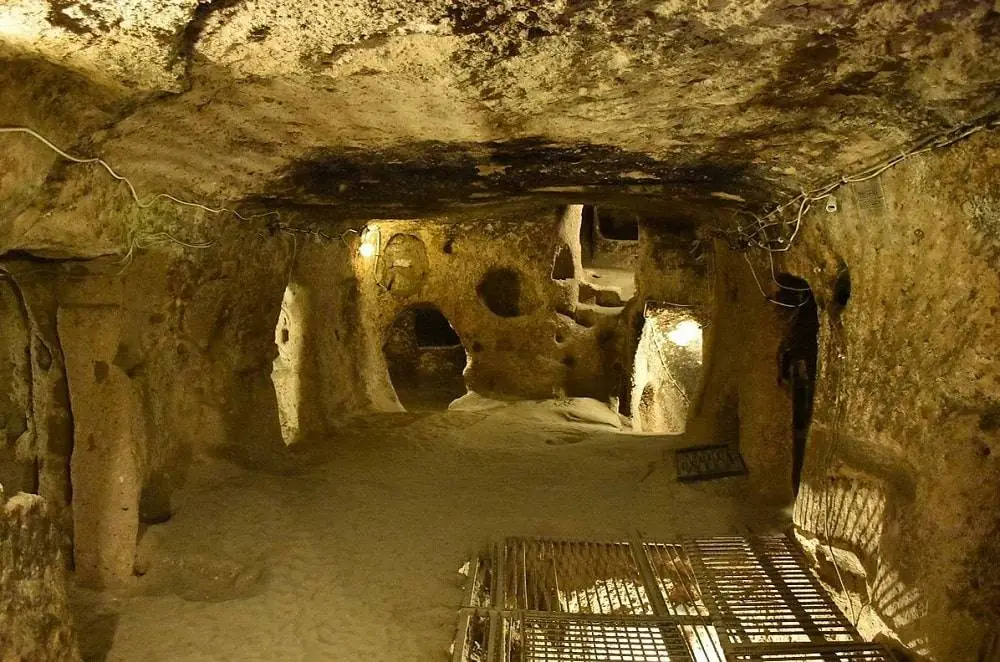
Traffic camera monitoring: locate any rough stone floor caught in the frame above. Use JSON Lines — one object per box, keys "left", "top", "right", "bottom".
{"left": 71, "top": 401, "right": 788, "bottom": 661}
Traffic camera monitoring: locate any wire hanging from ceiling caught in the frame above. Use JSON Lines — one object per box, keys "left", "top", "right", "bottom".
{"left": 727, "top": 115, "right": 999, "bottom": 308}
{"left": 0, "top": 126, "right": 280, "bottom": 227}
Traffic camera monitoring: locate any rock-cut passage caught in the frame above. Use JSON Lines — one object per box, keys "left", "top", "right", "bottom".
{"left": 383, "top": 306, "right": 467, "bottom": 411}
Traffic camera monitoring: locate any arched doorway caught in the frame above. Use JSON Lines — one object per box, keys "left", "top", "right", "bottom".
{"left": 383, "top": 306, "right": 468, "bottom": 411}
{"left": 775, "top": 274, "right": 819, "bottom": 494}
{"left": 630, "top": 303, "right": 705, "bottom": 434}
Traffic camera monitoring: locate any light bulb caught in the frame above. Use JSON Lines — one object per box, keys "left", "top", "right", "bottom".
{"left": 358, "top": 242, "right": 375, "bottom": 258}
{"left": 667, "top": 319, "right": 701, "bottom": 347}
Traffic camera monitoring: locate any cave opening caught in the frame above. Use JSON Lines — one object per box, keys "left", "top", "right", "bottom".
{"left": 2, "top": 9, "right": 999, "bottom": 660}
{"left": 775, "top": 273, "right": 819, "bottom": 495}
{"left": 383, "top": 305, "right": 468, "bottom": 411}
{"left": 413, "top": 307, "right": 462, "bottom": 348}
{"left": 630, "top": 304, "right": 705, "bottom": 434}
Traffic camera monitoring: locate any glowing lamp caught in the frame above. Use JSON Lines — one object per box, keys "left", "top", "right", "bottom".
{"left": 667, "top": 319, "right": 701, "bottom": 347}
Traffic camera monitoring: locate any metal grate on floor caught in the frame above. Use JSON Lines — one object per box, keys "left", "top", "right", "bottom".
{"left": 675, "top": 445, "right": 747, "bottom": 482}
{"left": 685, "top": 536, "right": 858, "bottom": 647}
{"left": 502, "top": 613, "right": 693, "bottom": 662}
{"left": 729, "top": 644, "right": 893, "bottom": 661}
{"left": 497, "top": 538, "right": 654, "bottom": 615}
{"left": 454, "top": 535, "right": 893, "bottom": 662}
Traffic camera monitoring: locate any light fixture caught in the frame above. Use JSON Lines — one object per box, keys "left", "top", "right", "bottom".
{"left": 358, "top": 226, "right": 378, "bottom": 258}
{"left": 667, "top": 319, "right": 701, "bottom": 347}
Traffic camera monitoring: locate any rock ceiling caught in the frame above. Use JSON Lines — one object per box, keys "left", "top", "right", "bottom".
{"left": 1, "top": 0, "right": 999, "bottom": 252}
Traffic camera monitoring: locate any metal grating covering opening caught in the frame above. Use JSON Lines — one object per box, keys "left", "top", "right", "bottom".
{"left": 454, "top": 535, "right": 893, "bottom": 662}
{"left": 498, "top": 539, "right": 655, "bottom": 615}
{"left": 685, "top": 536, "right": 858, "bottom": 646}
{"left": 502, "top": 613, "right": 693, "bottom": 661}
{"left": 850, "top": 178, "right": 885, "bottom": 216}
{"left": 675, "top": 445, "right": 747, "bottom": 482}
{"left": 729, "top": 644, "right": 894, "bottom": 661}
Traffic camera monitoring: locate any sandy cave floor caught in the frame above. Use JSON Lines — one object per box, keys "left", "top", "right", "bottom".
{"left": 70, "top": 400, "right": 790, "bottom": 662}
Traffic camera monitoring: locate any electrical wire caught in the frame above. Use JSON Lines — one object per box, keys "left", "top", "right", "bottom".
{"left": 819, "top": 332, "right": 859, "bottom": 626}
{"left": 768, "top": 251, "right": 811, "bottom": 292}
{"left": 742, "top": 252, "right": 809, "bottom": 309}
{"left": 0, "top": 125, "right": 318, "bottom": 265}
{"left": 118, "top": 231, "right": 217, "bottom": 269}
{"left": 748, "top": 119, "right": 996, "bottom": 249}
{"left": 0, "top": 126, "right": 278, "bottom": 225}
{"left": 732, "top": 115, "right": 998, "bottom": 307}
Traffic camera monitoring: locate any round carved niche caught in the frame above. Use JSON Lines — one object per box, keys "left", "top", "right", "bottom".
{"left": 376, "top": 234, "right": 429, "bottom": 297}
{"left": 477, "top": 267, "right": 531, "bottom": 317}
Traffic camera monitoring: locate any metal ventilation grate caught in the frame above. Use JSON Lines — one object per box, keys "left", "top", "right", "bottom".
{"left": 850, "top": 179, "right": 885, "bottom": 216}
{"left": 675, "top": 445, "right": 747, "bottom": 482}
{"left": 728, "top": 644, "right": 893, "bottom": 660}
{"left": 454, "top": 535, "right": 893, "bottom": 662}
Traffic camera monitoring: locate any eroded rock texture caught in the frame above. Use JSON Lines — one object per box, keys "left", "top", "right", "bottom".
{"left": 1, "top": 1, "right": 1000, "bottom": 258}
{"left": 0, "top": 489, "right": 79, "bottom": 661}
{"left": 0, "top": 2, "right": 999, "bottom": 661}
{"left": 786, "top": 129, "right": 1000, "bottom": 660}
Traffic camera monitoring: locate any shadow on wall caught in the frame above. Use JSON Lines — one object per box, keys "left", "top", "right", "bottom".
{"left": 794, "top": 472, "right": 931, "bottom": 657}
{"left": 383, "top": 305, "right": 468, "bottom": 411}
{"left": 630, "top": 303, "right": 704, "bottom": 434}
{"left": 0, "top": 278, "right": 33, "bottom": 494}
{"left": 774, "top": 273, "right": 818, "bottom": 494}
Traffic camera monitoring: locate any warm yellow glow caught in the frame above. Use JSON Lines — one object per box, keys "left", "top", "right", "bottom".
{"left": 667, "top": 319, "right": 701, "bottom": 347}
{"left": 0, "top": 9, "right": 41, "bottom": 41}
{"left": 358, "top": 225, "right": 379, "bottom": 258}
{"left": 271, "top": 285, "right": 304, "bottom": 446}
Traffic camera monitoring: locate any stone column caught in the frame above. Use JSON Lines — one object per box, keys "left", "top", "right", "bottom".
{"left": 58, "top": 305, "right": 141, "bottom": 588}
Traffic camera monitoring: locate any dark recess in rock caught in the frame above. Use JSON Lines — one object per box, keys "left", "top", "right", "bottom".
{"left": 832, "top": 267, "right": 852, "bottom": 309}
{"left": 980, "top": 405, "right": 1000, "bottom": 432}
{"left": 597, "top": 207, "right": 640, "bottom": 241}
{"left": 478, "top": 268, "right": 523, "bottom": 318}
{"left": 551, "top": 245, "right": 574, "bottom": 280}
{"left": 414, "top": 308, "right": 461, "bottom": 348}
{"left": 257, "top": 138, "right": 770, "bottom": 218}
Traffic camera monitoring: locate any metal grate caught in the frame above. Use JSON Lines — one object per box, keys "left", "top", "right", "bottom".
{"left": 675, "top": 445, "right": 747, "bottom": 482}
{"left": 643, "top": 543, "right": 725, "bottom": 662}
{"left": 850, "top": 179, "right": 885, "bottom": 216}
{"left": 498, "top": 539, "right": 655, "bottom": 615}
{"left": 729, "top": 643, "right": 893, "bottom": 660}
{"left": 502, "top": 613, "right": 693, "bottom": 661}
{"left": 642, "top": 544, "right": 709, "bottom": 617}
{"left": 685, "top": 536, "right": 857, "bottom": 647}
{"left": 454, "top": 611, "right": 492, "bottom": 662}
{"left": 454, "top": 535, "right": 893, "bottom": 662}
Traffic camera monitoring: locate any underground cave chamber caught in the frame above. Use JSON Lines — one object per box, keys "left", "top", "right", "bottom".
{"left": 2, "top": 3, "right": 1000, "bottom": 658}
{"left": 3, "top": 164, "right": 999, "bottom": 659}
